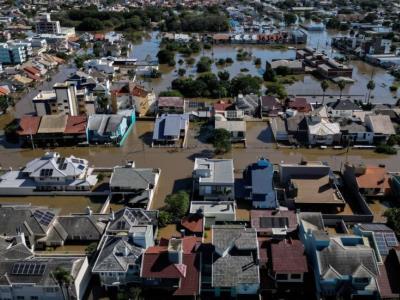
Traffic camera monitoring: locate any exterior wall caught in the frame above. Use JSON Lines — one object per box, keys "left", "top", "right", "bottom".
{"left": 198, "top": 183, "right": 235, "bottom": 201}
{"left": 0, "top": 284, "right": 63, "bottom": 300}
{"left": 73, "top": 257, "right": 91, "bottom": 300}
{"left": 35, "top": 102, "right": 49, "bottom": 116}
{"left": 237, "top": 283, "right": 259, "bottom": 294}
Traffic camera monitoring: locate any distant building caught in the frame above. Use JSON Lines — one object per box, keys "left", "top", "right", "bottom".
{"left": 0, "top": 43, "right": 27, "bottom": 65}
{"left": 35, "top": 13, "right": 61, "bottom": 35}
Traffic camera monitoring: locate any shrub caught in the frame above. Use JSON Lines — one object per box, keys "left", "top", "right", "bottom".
{"left": 375, "top": 144, "right": 397, "bottom": 155}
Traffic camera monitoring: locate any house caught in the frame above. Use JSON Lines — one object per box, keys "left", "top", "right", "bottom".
{"left": 16, "top": 115, "right": 41, "bottom": 146}
{"left": 0, "top": 152, "right": 98, "bottom": 194}
{"left": 270, "top": 117, "right": 288, "bottom": 142}
{"left": 235, "top": 94, "right": 259, "bottom": 116}
{"left": 327, "top": 99, "right": 361, "bottom": 118}
{"left": 92, "top": 235, "right": 146, "bottom": 287}
{"left": 110, "top": 163, "right": 161, "bottom": 208}
{"left": 260, "top": 96, "right": 282, "bottom": 117}
{"left": 340, "top": 121, "right": 373, "bottom": 145}
{"left": 181, "top": 214, "right": 204, "bottom": 236}
{"left": 365, "top": 114, "right": 395, "bottom": 143}
{"left": 157, "top": 97, "right": 185, "bottom": 114}
{"left": 343, "top": 164, "right": 391, "bottom": 197}
{"left": 269, "top": 240, "right": 308, "bottom": 294}
{"left": 250, "top": 210, "right": 298, "bottom": 237}
{"left": 307, "top": 115, "right": 341, "bottom": 145}
{"left": 213, "top": 101, "right": 244, "bottom": 120}
{"left": 298, "top": 213, "right": 382, "bottom": 299}
{"left": 243, "top": 158, "right": 277, "bottom": 209}
{"left": 131, "top": 85, "right": 155, "bottom": 116}
{"left": 0, "top": 257, "right": 90, "bottom": 300}
{"left": 63, "top": 115, "right": 87, "bottom": 142}
{"left": 0, "top": 205, "right": 59, "bottom": 249}
{"left": 190, "top": 201, "right": 236, "bottom": 222}
{"left": 141, "top": 236, "right": 201, "bottom": 297}
{"left": 152, "top": 114, "right": 189, "bottom": 147}
{"left": 214, "top": 116, "right": 246, "bottom": 143}
{"left": 210, "top": 225, "right": 259, "bottom": 297}
{"left": 286, "top": 113, "right": 308, "bottom": 145}
{"left": 87, "top": 114, "right": 130, "bottom": 145}
{"left": 192, "top": 158, "right": 235, "bottom": 201}
{"left": 279, "top": 162, "right": 346, "bottom": 213}
{"left": 268, "top": 59, "right": 304, "bottom": 74}
{"left": 286, "top": 97, "right": 312, "bottom": 113}
{"left": 107, "top": 208, "right": 158, "bottom": 236}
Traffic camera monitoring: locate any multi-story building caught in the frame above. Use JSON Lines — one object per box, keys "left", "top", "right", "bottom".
{"left": 33, "top": 82, "right": 85, "bottom": 116}
{"left": 35, "top": 13, "right": 61, "bottom": 35}
{"left": 0, "top": 43, "right": 27, "bottom": 65}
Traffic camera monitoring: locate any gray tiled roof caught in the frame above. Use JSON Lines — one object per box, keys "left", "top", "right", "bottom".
{"left": 88, "top": 114, "right": 124, "bottom": 136}
{"left": 56, "top": 215, "right": 106, "bottom": 241}
{"left": 92, "top": 236, "right": 143, "bottom": 272}
{"left": 212, "top": 225, "right": 259, "bottom": 287}
{"left": 108, "top": 208, "right": 158, "bottom": 232}
{"left": 110, "top": 166, "right": 157, "bottom": 190}
{"left": 153, "top": 114, "right": 188, "bottom": 140}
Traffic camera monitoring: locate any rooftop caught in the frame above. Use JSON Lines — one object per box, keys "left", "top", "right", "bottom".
{"left": 271, "top": 240, "right": 308, "bottom": 274}
{"left": 193, "top": 158, "right": 234, "bottom": 185}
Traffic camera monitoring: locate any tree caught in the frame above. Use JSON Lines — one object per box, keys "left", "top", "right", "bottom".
{"left": 85, "top": 242, "right": 98, "bottom": 256}
{"left": 157, "top": 49, "right": 175, "bottom": 66}
{"left": 0, "top": 96, "right": 9, "bottom": 113}
{"left": 337, "top": 80, "right": 346, "bottom": 100}
{"left": 96, "top": 96, "right": 109, "bottom": 112}
{"left": 231, "top": 75, "right": 262, "bottom": 96}
{"left": 320, "top": 80, "right": 329, "bottom": 105}
{"left": 178, "top": 68, "right": 186, "bottom": 76}
{"left": 77, "top": 17, "right": 104, "bottom": 31}
{"left": 263, "top": 66, "right": 277, "bottom": 82}
{"left": 213, "top": 128, "right": 231, "bottom": 154}
{"left": 366, "top": 80, "right": 375, "bottom": 104}
{"left": 265, "top": 82, "right": 287, "bottom": 99}
{"left": 196, "top": 57, "right": 212, "bottom": 73}
{"left": 218, "top": 70, "right": 230, "bottom": 81}
{"left": 159, "top": 90, "right": 183, "bottom": 97}
{"left": 164, "top": 191, "right": 190, "bottom": 220}
{"left": 53, "top": 267, "right": 72, "bottom": 300}
{"left": 284, "top": 13, "right": 297, "bottom": 26}
{"left": 384, "top": 208, "right": 400, "bottom": 235}
{"left": 74, "top": 56, "right": 85, "bottom": 69}
{"left": 158, "top": 210, "right": 172, "bottom": 227}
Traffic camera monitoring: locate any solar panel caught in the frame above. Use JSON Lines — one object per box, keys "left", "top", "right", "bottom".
{"left": 375, "top": 232, "right": 389, "bottom": 256}
{"left": 384, "top": 232, "right": 399, "bottom": 247}
{"left": 11, "top": 263, "right": 46, "bottom": 276}
{"left": 34, "top": 210, "right": 44, "bottom": 220}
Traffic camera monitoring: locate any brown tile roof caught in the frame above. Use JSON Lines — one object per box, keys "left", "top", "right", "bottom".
{"left": 181, "top": 214, "right": 203, "bottom": 233}
{"left": 158, "top": 97, "right": 184, "bottom": 108}
{"left": 356, "top": 166, "right": 390, "bottom": 189}
{"left": 213, "top": 101, "right": 233, "bottom": 112}
{"left": 251, "top": 210, "right": 298, "bottom": 234}
{"left": 131, "top": 85, "right": 149, "bottom": 97}
{"left": 64, "top": 115, "right": 87, "bottom": 134}
{"left": 17, "top": 116, "right": 41, "bottom": 136}
{"left": 288, "top": 97, "right": 312, "bottom": 113}
{"left": 141, "top": 236, "right": 200, "bottom": 296}
{"left": 0, "top": 86, "right": 10, "bottom": 96}
{"left": 271, "top": 240, "right": 308, "bottom": 274}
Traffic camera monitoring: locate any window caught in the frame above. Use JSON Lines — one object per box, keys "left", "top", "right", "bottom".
{"left": 31, "top": 297, "right": 39, "bottom": 300}
{"left": 16, "top": 297, "right": 24, "bottom": 300}
{"left": 276, "top": 273, "right": 288, "bottom": 280}
{"left": 290, "top": 274, "right": 301, "bottom": 279}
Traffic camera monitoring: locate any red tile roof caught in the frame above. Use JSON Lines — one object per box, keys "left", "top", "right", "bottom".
{"left": 355, "top": 166, "right": 390, "bottom": 190}
{"left": 213, "top": 101, "right": 233, "bottom": 112}
{"left": 23, "top": 66, "right": 40, "bottom": 76}
{"left": 271, "top": 240, "right": 308, "bottom": 274}
{"left": 94, "top": 33, "right": 105, "bottom": 40}
{"left": 158, "top": 97, "right": 184, "bottom": 108}
{"left": 17, "top": 116, "right": 41, "bottom": 136}
{"left": 288, "top": 97, "right": 312, "bottom": 113}
{"left": 0, "top": 86, "right": 10, "bottom": 96}
{"left": 181, "top": 215, "right": 203, "bottom": 233}
{"left": 64, "top": 115, "right": 87, "bottom": 134}
{"left": 132, "top": 85, "right": 149, "bottom": 97}
{"left": 141, "top": 236, "right": 200, "bottom": 296}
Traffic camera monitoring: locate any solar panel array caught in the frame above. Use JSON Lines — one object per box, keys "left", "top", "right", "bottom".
{"left": 11, "top": 263, "right": 46, "bottom": 276}
{"left": 384, "top": 232, "right": 399, "bottom": 247}
{"left": 33, "top": 210, "right": 55, "bottom": 226}
{"left": 374, "top": 232, "right": 389, "bottom": 256}
{"left": 40, "top": 169, "right": 53, "bottom": 176}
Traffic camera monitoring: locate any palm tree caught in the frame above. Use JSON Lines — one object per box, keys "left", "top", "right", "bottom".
{"left": 337, "top": 80, "right": 346, "bottom": 100}
{"left": 366, "top": 80, "right": 375, "bottom": 104}
{"left": 320, "top": 80, "right": 329, "bottom": 105}
{"left": 53, "top": 267, "right": 72, "bottom": 300}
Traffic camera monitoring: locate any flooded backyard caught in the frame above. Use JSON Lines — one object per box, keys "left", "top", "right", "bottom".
{"left": 132, "top": 31, "right": 399, "bottom": 103}
{"left": 0, "top": 195, "right": 106, "bottom": 214}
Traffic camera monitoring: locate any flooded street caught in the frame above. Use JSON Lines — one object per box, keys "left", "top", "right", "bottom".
{"left": 0, "top": 121, "right": 399, "bottom": 211}
{"left": 132, "top": 31, "right": 399, "bottom": 103}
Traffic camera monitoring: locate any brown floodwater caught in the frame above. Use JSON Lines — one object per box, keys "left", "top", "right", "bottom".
{"left": 132, "top": 31, "right": 399, "bottom": 103}
{"left": 0, "top": 196, "right": 106, "bottom": 214}
{"left": 0, "top": 121, "right": 399, "bottom": 211}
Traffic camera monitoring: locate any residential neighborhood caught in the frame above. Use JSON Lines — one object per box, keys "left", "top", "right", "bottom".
{"left": 0, "top": 0, "right": 400, "bottom": 299}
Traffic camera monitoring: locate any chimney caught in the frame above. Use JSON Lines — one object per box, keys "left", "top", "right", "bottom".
{"left": 86, "top": 206, "right": 93, "bottom": 215}
{"left": 168, "top": 238, "right": 183, "bottom": 264}
{"left": 124, "top": 245, "right": 129, "bottom": 257}
{"left": 109, "top": 207, "right": 115, "bottom": 221}
{"left": 180, "top": 229, "right": 185, "bottom": 237}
